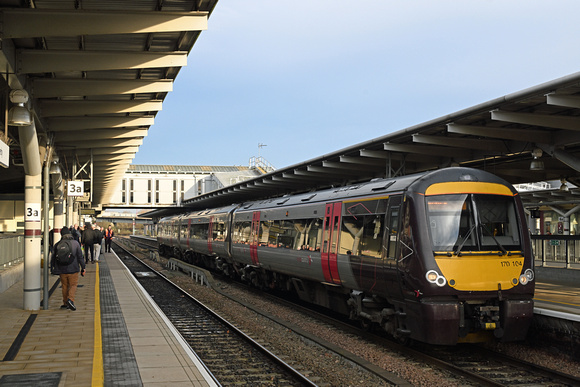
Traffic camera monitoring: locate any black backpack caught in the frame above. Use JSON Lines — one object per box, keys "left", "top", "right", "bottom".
{"left": 55, "top": 240, "right": 74, "bottom": 266}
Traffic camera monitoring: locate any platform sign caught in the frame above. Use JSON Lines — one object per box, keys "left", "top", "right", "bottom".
{"left": 67, "top": 180, "right": 84, "bottom": 197}
{"left": 0, "top": 139, "right": 8, "bottom": 168}
{"left": 25, "top": 203, "right": 41, "bottom": 221}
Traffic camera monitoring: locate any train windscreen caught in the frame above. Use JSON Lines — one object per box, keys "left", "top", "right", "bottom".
{"left": 426, "top": 194, "right": 521, "bottom": 254}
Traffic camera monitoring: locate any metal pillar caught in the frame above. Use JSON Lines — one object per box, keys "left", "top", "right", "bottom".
{"left": 42, "top": 156, "right": 50, "bottom": 309}
{"left": 52, "top": 172, "right": 65, "bottom": 243}
{"left": 20, "top": 121, "right": 43, "bottom": 311}
{"left": 24, "top": 174, "right": 42, "bottom": 310}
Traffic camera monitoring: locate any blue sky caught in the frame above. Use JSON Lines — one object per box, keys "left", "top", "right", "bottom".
{"left": 132, "top": 0, "right": 580, "bottom": 169}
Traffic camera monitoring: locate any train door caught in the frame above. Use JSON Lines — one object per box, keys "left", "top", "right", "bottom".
{"left": 208, "top": 216, "right": 214, "bottom": 254}
{"left": 250, "top": 211, "right": 260, "bottom": 265}
{"left": 383, "top": 196, "right": 403, "bottom": 297}
{"left": 321, "top": 202, "right": 342, "bottom": 284}
{"left": 187, "top": 219, "right": 192, "bottom": 250}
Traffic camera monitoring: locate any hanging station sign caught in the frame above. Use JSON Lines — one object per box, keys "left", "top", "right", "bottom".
{"left": 67, "top": 180, "right": 84, "bottom": 197}
{"left": 0, "top": 139, "right": 8, "bottom": 168}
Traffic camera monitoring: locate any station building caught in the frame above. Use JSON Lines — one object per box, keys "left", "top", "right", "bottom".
{"left": 107, "top": 163, "right": 266, "bottom": 208}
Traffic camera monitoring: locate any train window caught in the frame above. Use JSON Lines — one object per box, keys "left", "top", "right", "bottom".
{"left": 180, "top": 223, "right": 188, "bottom": 239}
{"left": 427, "top": 194, "right": 475, "bottom": 251}
{"left": 341, "top": 214, "right": 384, "bottom": 258}
{"left": 232, "top": 221, "right": 251, "bottom": 244}
{"left": 260, "top": 220, "right": 274, "bottom": 246}
{"left": 256, "top": 218, "right": 322, "bottom": 250}
{"left": 190, "top": 222, "right": 208, "bottom": 240}
{"left": 341, "top": 198, "right": 389, "bottom": 258}
{"left": 277, "top": 220, "right": 297, "bottom": 248}
{"left": 386, "top": 206, "right": 400, "bottom": 260}
{"left": 344, "top": 198, "right": 388, "bottom": 217}
{"left": 426, "top": 194, "right": 521, "bottom": 253}
{"left": 474, "top": 195, "right": 521, "bottom": 250}
{"left": 214, "top": 220, "right": 226, "bottom": 241}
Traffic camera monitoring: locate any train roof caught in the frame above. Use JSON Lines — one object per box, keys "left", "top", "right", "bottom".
{"left": 157, "top": 168, "right": 517, "bottom": 221}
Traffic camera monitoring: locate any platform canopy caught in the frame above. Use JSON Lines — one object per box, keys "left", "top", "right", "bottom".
{"left": 0, "top": 0, "right": 218, "bottom": 205}
{"left": 182, "top": 72, "right": 580, "bottom": 211}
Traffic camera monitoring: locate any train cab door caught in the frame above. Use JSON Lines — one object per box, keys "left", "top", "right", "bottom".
{"left": 249, "top": 211, "right": 260, "bottom": 265}
{"left": 321, "top": 202, "right": 342, "bottom": 284}
{"left": 207, "top": 216, "right": 214, "bottom": 254}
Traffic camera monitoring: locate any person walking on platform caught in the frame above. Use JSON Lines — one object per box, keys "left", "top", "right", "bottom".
{"left": 93, "top": 225, "right": 103, "bottom": 262}
{"left": 51, "top": 226, "right": 86, "bottom": 311}
{"left": 71, "top": 223, "right": 81, "bottom": 243}
{"left": 82, "top": 223, "right": 96, "bottom": 263}
{"left": 104, "top": 225, "right": 114, "bottom": 253}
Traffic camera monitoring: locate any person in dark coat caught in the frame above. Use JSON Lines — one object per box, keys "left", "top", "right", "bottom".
{"left": 71, "top": 223, "right": 81, "bottom": 243}
{"left": 51, "top": 226, "right": 86, "bottom": 310}
{"left": 82, "top": 223, "right": 96, "bottom": 263}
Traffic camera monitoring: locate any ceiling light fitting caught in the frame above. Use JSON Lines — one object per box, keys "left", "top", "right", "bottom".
{"left": 530, "top": 148, "right": 544, "bottom": 171}
{"left": 8, "top": 89, "right": 32, "bottom": 126}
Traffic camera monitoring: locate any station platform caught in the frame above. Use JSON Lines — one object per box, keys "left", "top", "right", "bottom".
{"left": 0, "top": 251, "right": 217, "bottom": 386}
{"left": 534, "top": 280, "right": 580, "bottom": 322}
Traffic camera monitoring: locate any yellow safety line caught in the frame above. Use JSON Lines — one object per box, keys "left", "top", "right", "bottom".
{"left": 92, "top": 263, "right": 104, "bottom": 386}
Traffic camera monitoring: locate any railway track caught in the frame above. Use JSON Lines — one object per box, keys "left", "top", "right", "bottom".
{"left": 417, "top": 344, "right": 580, "bottom": 386}
{"left": 121, "top": 237, "right": 580, "bottom": 385}
{"left": 240, "top": 283, "right": 580, "bottom": 386}
{"left": 236, "top": 284, "right": 580, "bottom": 386}
{"left": 111, "top": 244, "right": 317, "bottom": 386}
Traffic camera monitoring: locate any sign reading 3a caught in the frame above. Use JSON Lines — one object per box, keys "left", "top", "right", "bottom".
{"left": 67, "top": 180, "right": 85, "bottom": 197}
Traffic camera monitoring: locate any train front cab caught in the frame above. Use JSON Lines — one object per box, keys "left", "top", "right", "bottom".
{"left": 400, "top": 171, "right": 535, "bottom": 345}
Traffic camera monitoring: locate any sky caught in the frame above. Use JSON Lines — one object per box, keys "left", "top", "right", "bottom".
{"left": 132, "top": 0, "right": 580, "bottom": 170}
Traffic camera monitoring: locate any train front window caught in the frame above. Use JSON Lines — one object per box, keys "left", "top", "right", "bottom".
{"left": 426, "top": 194, "right": 521, "bottom": 254}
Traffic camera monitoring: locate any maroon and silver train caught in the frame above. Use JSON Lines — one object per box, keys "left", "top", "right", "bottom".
{"left": 158, "top": 167, "right": 535, "bottom": 345}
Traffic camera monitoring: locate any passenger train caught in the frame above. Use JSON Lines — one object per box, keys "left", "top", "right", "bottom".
{"left": 157, "top": 167, "right": 535, "bottom": 345}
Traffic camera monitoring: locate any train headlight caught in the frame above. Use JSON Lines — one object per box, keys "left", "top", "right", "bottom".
{"left": 524, "top": 268, "right": 534, "bottom": 281}
{"left": 426, "top": 270, "right": 447, "bottom": 287}
{"left": 426, "top": 270, "right": 438, "bottom": 282}
{"left": 519, "top": 269, "right": 534, "bottom": 285}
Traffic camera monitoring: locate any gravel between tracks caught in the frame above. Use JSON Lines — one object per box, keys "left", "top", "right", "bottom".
{"left": 140, "top": 254, "right": 580, "bottom": 386}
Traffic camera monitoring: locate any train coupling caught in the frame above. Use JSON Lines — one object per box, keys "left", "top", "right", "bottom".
{"left": 476, "top": 305, "right": 501, "bottom": 334}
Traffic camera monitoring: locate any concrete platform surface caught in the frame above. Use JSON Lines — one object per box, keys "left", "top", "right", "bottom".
{"left": 0, "top": 251, "right": 217, "bottom": 387}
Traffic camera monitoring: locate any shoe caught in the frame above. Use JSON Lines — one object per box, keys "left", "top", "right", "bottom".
{"left": 67, "top": 299, "right": 76, "bottom": 311}
{"left": 60, "top": 304, "right": 68, "bottom": 309}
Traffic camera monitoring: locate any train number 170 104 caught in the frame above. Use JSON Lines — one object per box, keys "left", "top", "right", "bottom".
{"left": 500, "top": 260, "right": 523, "bottom": 268}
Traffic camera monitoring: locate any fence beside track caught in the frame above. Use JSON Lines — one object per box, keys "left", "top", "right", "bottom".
{"left": 123, "top": 235, "right": 213, "bottom": 288}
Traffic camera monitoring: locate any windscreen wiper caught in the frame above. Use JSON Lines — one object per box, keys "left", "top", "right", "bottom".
{"left": 454, "top": 223, "right": 477, "bottom": 256}
{"left": 480, "top": 223, "right": 509, "bottom": 256}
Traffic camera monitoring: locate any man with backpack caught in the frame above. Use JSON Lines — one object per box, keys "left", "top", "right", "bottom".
{"left": 51, "top": 226, "right": 86, "bottom": 311}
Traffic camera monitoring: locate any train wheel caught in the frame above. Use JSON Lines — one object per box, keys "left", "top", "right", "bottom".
{"left": 360, "top": 319, "right": 373, "bottom": 331}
